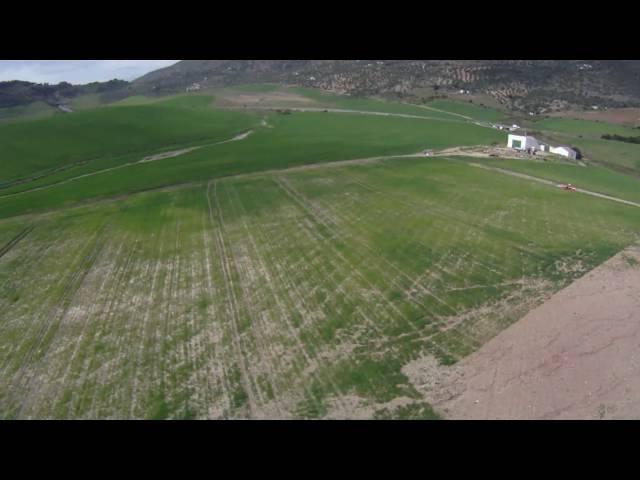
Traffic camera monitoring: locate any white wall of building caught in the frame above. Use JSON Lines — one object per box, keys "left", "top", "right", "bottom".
{"left": 549, "top": 146, "right": 577, "bottom": 159}
{"left": 508, "top": 134, "right": 540, "bottom": 150}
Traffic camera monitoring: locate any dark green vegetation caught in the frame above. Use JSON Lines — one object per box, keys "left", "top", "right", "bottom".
{"left": 602, "top": 134, "right": 640, "bottom": 144}
{"left": 1, "top": 87, "right": 640, "bottom": 419}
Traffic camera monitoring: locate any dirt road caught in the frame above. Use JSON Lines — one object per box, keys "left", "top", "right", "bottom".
{"left": 426, "top": 246, "right": 640, "bottom": 419}
{"left": 468, "top": 162, "right": 640, "bottom": 209}
{"left": 222, "top": 106, "right": 476, "bottom": 125}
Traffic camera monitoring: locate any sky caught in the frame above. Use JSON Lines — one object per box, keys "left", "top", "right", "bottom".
{"left": 0, "top": 60, "right": 180, "bottom": 85}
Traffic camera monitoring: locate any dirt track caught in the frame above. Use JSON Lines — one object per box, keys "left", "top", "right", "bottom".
{"left": 468, "top": 162, "right": 640, "bottom": 209}
{"left": 222, "top": 106, "right": 472, "bottom": 124}
{"left": 426, "top": 245, "right": 640, "bottom": 419}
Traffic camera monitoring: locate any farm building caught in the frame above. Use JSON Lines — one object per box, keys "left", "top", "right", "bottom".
{"left": 507, "top": 134, "right": 578, "bottom": 160}
{"left": 508, "top": 133, "right": 539, "bottom": 151}
{"left": 549, "top": 145, "right": 578, "bottom": 160}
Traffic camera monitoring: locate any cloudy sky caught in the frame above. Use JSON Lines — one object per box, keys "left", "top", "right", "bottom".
{"left": 0, "top": 60, "right": 180, "bottom": 85}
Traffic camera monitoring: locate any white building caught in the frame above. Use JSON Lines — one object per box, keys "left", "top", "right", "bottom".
{"left": 549, "top": 145, "right": 577, "bottom": 160}
{"left": 508, "top": 134, "right": 540, "bottom": 151}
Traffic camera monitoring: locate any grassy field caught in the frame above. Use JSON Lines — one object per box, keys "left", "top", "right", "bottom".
{"left": 534, "top": 117, "right": 640, "bottom": 137}
{"left": 474, "top": 157, "right": 640, "bottom": 205}
{"left": 1, "top": 156, "right": 638, "bottom": 419}
{"left": 2, "top": 87, "right": 640, "bottom": 419}
{"left": 0, "top": 101, "right": 57, "bottom": 123}
{"left": 0, "top": 110, "right": 503, "bottom": 218}
{"left": 0, "top": 101, "right": 256, "bottom": 185}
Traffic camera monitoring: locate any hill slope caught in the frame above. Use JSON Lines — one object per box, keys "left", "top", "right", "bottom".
{"left": 134, "top": 60, "right": 640, "bottom": 113}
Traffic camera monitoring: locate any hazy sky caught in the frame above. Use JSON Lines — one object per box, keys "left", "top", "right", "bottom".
{"left": 0, "top": 60, "right": 180, "bottom": 85}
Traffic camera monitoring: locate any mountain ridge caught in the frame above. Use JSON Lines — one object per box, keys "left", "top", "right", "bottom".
{"left": 134, "top": 60, "right": 640, "bottom": 113}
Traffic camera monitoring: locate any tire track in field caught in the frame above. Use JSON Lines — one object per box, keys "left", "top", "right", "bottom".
{"left": 260, "top": 187, "right": 393, "bottom": 411}
{"left": 338, "top": 174, "right": 470, "bottom": 311}
{"left": 304, "top": 177, "right": 464, "bottom": 360}
{"left": 128, "top": 228, "right": 165, "bottom": 418}
{"left": 81, "top": 234, "right": 139, "bottom": 418}
{"left": 277, "top": 175, "right": 460, "bottom": 316}
{"left": 37, "top": 238, "right": 128, "bottom": 418}
{"left": 206, "top": 180, "right": 259, "bottom": 418}
{"left": 337, "top": 170, "right": 545, "bottom": 352}
{"left": 0, "top": 226, "right": 34, "bottom": 260}
{"left": 11, "top": 225, "right": 109, "bottom": 417}
{"left": 0, "top": 232, "right": 84, "bottom": 385}
{"left": 220, "top": 183, "right": 292, "bottom": 416}
{"left": 273, "top": 176, "right": 422, "bottom": 333}
{"left": 59, "top": 233, "right": 135, "bottom": 418}
{"left": 200, "top": 213, "right": 233, "bottom": 417}
{"left": 225, "top": 182, "right": 349, "bottom": 415}
{"left": 286, "top": 169, "right": 527, "bottom": 359}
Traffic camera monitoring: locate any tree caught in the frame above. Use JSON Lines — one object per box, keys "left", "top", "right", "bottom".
{"left": 572, "top": 147, "right": 583, "bottom": 159}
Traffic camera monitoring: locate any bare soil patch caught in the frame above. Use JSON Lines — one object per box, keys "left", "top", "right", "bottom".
{"left": 426, "top": 245, "right": 640, "bottom": 419}
{"left": 216, "top": 91, "right": 318, "bottom": 107}
{"left": 140, "top": 147, "right": 201, "bottom": 163}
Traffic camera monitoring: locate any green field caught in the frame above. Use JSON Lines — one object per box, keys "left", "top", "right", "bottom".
{"left": 0, "top": 101, "right": 57, "bottom": 123}
{"left": 534, "top": 117, "right": 640, "bottom": 138}
{"left": 2, "top": 157, "right": 638, "bottom": 419}
{"left": 475, "top": 158, "right": 640, "bottom": 205}
{"left": 1, "top": 88, "right": 639, "bottom": 419}
{"left": 0, "top": 102, "right": 255, "bottom": 185}
{"left": 0, "top": 110, "right": 503, "bottom": 218}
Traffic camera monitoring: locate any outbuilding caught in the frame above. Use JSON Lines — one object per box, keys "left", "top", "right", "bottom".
{"left": 549, "top": 145, "right": 577, "bottom": 160}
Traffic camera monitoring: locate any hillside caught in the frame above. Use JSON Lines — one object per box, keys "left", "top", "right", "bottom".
{"left": 134, "top": 60, "right": 640, "bottom": 113}
{"left": 0, "top": 79, "right": 129, "bottom": 109}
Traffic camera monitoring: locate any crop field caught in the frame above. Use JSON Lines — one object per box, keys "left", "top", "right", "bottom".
{"left": 0, "top": 100, "right": 256, "bottom": 184}
{"left": 534, "top": 117, "right": 640, "bottom": 137}
{"left": 0, "top": 110, "right": 503, "bottom": 218}
{"left": 1, "top": 155, "right": 639, "bottom": 419}
{"left": 2, "top": 87, "right": 640, "bottom": 419}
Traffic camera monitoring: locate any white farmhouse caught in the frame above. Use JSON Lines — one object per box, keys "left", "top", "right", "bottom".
{"left": 549, "top": 145, "right": 577, "bottom": 160}
{"left": 508, "top": 133, "right": 540, "bottom": 151}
